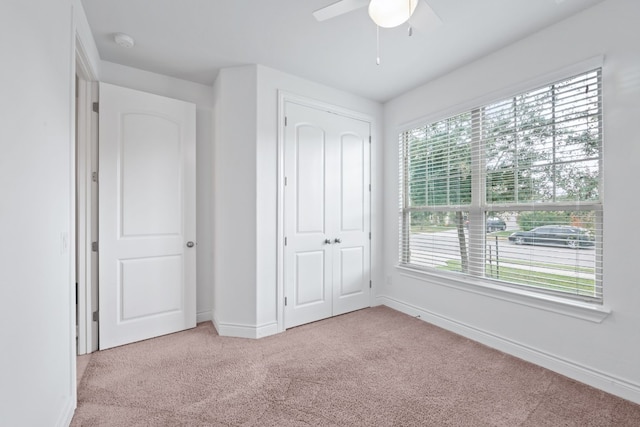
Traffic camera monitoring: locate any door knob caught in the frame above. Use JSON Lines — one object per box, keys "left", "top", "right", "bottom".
{"left": 324, "top": 239, "right": 332, "bottom": 244}
{"left": 334, "top": 238, "right": 342, "bottom": 244}
{"left": 186, "top": 241, "right": 195, "bottom": 248}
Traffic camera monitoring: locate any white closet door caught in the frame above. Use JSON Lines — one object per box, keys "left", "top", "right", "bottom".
{"left": 284, "top": 101, "right": 370, "bottom": 329}
{"left": 332, "top": 128, "right": 371, "bottom": 316}
{"left": 98, "top": 82, "right": 196, "bottom": 349}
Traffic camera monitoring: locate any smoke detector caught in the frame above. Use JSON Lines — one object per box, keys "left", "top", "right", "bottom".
{"left": 114, "top": 33, "right": 135, "bottom": 49}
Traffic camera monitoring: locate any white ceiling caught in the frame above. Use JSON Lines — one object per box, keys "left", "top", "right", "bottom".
{"left": 80, "top": 0, "right": 604, "bottom": 102}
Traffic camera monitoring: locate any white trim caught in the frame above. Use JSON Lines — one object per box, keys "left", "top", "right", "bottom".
{"left": 276, "top": 91, "right": 375, "bottom": 333}
{"left": 279, "top": 91, "right": 374, "bottom": 124}
{"left": 55, "top": 396, "right": 77, "bottom": 427}
{"left": 67, "top": 3, "right": 79, "bottom": 424}
{"left": 377, "top": 295, "right": 640, "bottom": 405}
{"left": 72, "top": 0, "right": 100, "bottom": 80}
{"left": 75, "top": 36, "right": 98, "bottom": 82}
{"left": 75, "top": 35, "right": 99, "bottom": 356}
{"left": 397, "top": 55, "right": 604, "bottom": 133}
{"left": 256, "top": 322, "right": 279, "bottom": 338}
{"left": 397, "top": 265, "right": 610, "bottom": 323}
{"left": 75, "top": 76, "right": 93, "bottom": 355}
{"left": 212, "top": 312, "right": 279, "bottom": 339}
{"left": 196, "top": 310, "right": 213, "bottom": 323}
{"left": 276, "top": 92, "right": 286, "bottom": 334}
{"left": 395, "top": 62, "right": 605, "bottom": 313}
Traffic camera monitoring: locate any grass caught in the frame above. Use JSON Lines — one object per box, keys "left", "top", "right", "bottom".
{"left": 412, "top": 226, "right": 513, "bottom": 234}
{"left": 411, "top": 228, "right": 513, "bottom": 237}
{"left": 488, "top": 231, "right": 512, "bottom": 237}
{"left": 410, "top": 225, "right": 457, "bottom": 233}
{"left": 439, "top": 259, "right": 596, "bottom": 296}
{"left": 496, "top": 257, "right": 595, "bottom": 274}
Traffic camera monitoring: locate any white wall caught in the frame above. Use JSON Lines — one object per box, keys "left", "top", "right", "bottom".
{"left": 380, "top": 0, "right": 640, "bottom": 403}
{"left": 212, "top": 66, "right": 259, "bottom": 332}
{"left": 0, "top": 0, "right": 76, "bottom": 425}
{"left": 99, "top": 62, "right": 215, "bottom": 323}
{"left": 212, "top": 64, "right": 383, "bottom": 337}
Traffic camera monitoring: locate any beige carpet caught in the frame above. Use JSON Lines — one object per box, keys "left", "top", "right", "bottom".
{"left": 77, "top": 354, "right": 92, "bottom": 387}
{"left": 72, "top": 306, "right": 640, "bottom": 426}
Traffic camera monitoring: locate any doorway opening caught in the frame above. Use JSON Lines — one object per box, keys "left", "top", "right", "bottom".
{"left": 75, "top": 44, "right": 99, "bottom": 357}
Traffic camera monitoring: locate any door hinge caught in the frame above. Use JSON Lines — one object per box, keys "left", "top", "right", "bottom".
{"left": 284, "top": 116, "right": 288, "bottom": 126}
{"left": 285, "top": 237, "right": 288, "bottom": 246}
{"left": 92, "top": 311, "right": 99, "bottom": 322}
{"left": 369, "top": 232, "right": 371, "bottom": 240}
{"left": 369, "top": 183, "right": 371, "bottom": 192}
{"left": 284, "top": 176, "right": 288, "bottom": 186}
{"left": 92, "top": 171, "right": 98, "bottom": 183}
{"left": 369, "top": 280, "right": 372, "bottom": 289}
{"left": 285, "top": 297, "right": 288, "bottom": 306}
{"left": 92, "top": 241, "right": 98, "bottom": 252}
{"left": 369, "top": 135, "right": 372, "bottom": 143}
{"left": 92, "top": 102, "right": 99, "bottom": 113}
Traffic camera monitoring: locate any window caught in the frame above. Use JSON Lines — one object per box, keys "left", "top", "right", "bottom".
{"left": 399, "top": 69, "right": 602, "bottom": 303}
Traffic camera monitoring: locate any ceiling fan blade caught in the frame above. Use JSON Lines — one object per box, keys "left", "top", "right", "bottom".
{"left": 410, "top": 0, "right": 443, "bottom": 32}
{"left": 313, "top": 0, "right": 370, "bottom": 22}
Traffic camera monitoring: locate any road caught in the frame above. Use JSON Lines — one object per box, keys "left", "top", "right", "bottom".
{"left": 409, "top": 229, "right": 596, "bottom": 279}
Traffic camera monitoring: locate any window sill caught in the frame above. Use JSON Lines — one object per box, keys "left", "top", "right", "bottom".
{"left": 396, "top": 265, "right": 611, "bottom": 323}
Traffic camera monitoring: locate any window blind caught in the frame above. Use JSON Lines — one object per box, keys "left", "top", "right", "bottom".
{"left": 399, "top": 69, "right": 603, "bottom": 302}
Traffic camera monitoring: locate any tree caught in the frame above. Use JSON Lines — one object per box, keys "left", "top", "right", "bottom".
{"left": 484, "top": 92, "right": 556, "bottom": 204}
{"left": 403, "top": 70, "right": 600, "bottom": 276}
{"left": 406, "top": 114, "right": 471, "bottom": 271}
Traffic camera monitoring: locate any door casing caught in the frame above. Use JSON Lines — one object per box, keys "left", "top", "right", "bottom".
{"left": 75, "top": 39, "right": 99, "bottom": 355}
{"left": 276, "top": 91, "right": 375, "bottom": 332}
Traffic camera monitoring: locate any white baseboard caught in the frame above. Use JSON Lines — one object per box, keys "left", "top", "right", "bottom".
{"left": 211, "top": 311, "right": 279, "bottom": 339}
{"left": 56, "top": 396, "right": 76, "bottom": 427}
{"left": 197, "top": 310, "right": 213, "bottom": 324}
{"left": 377, "top": 295, "right": 640, "bottom": 405}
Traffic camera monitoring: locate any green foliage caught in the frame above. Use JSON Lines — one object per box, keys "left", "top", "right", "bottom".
{"left": 409, "top": 211, "right": 466, "bottom": 229}
{"left": 405, "top": 72, "right": 601, "bottom": 210}
{"left": 515, "top": 211, "right": 595, "bottom": 231}
{"left": 407, "top": 113, "right": 472, "bottom": 208}
{"left": 516, "top": 211, "right": 570, "bottom": 230}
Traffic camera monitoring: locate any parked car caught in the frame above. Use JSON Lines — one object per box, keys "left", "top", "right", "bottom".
{"left": 464, "top": 217, "right": 507, "bottom": 232}
{"left": 508, "top": 225, "right": 595, "bottom": 248}
{"left": 486, "top": 217, "right": 507, "bottom": 232}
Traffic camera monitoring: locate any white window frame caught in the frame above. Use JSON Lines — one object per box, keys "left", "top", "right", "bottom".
{"left": 397, "top": 59, "right": 608, "bottom": 319}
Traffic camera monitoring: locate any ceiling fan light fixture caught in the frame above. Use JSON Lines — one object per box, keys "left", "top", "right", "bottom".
{"left": 368, "top": 0, "right": 418, "bottom": 28}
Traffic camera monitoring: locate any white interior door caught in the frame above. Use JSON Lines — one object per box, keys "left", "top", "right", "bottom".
{"left": 98, "top": 82, "right": 196, "bottom": 350}
{"left": 284, "top": 101, "right": 370, "bottom": 329}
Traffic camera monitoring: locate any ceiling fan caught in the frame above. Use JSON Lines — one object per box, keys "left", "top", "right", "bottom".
{"left": 313, "top": 0, "right": 441, "bottom": 64}
{"left": 313, "top": 0, "right": 441, "bottom": 29}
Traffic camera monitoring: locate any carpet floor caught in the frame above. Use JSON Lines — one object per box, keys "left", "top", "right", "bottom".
{"left": 72, "top": 306, "right": 640, "bottom": 426}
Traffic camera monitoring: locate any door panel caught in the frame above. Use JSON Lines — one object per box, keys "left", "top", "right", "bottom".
{"left": 120, "top": 256, "right": 182, "bottom": 320}
{"left": 284, "top": 101, "right": 370, "bottom": 328}
{"left": 295, "top": 251, "right": 327, "bottom": 305}
{"left": 340, "top": 133, "right": 365, "bottom": 232}
{"left": 337, "top": 247, "right": 364, "bottom": 296}
{"left": 296, "top": 125, "right": 326, "bottom": 234}
{"left": 286, "top": 243, "right": 332, "bottom": 327}
{"left": 284, "top": 106, "right": 333, "bottom": 328}
{"left": 121, "top": 113, "right": 181, "bottom": 236}
{"left": 333, "top": 127, "right": 370, "bottom": 315}
{"left": 333, "top": 241, "right": 369, "bottom": 315}
{"left": 99, "top": 82, "right": 196, "bottom": 350}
